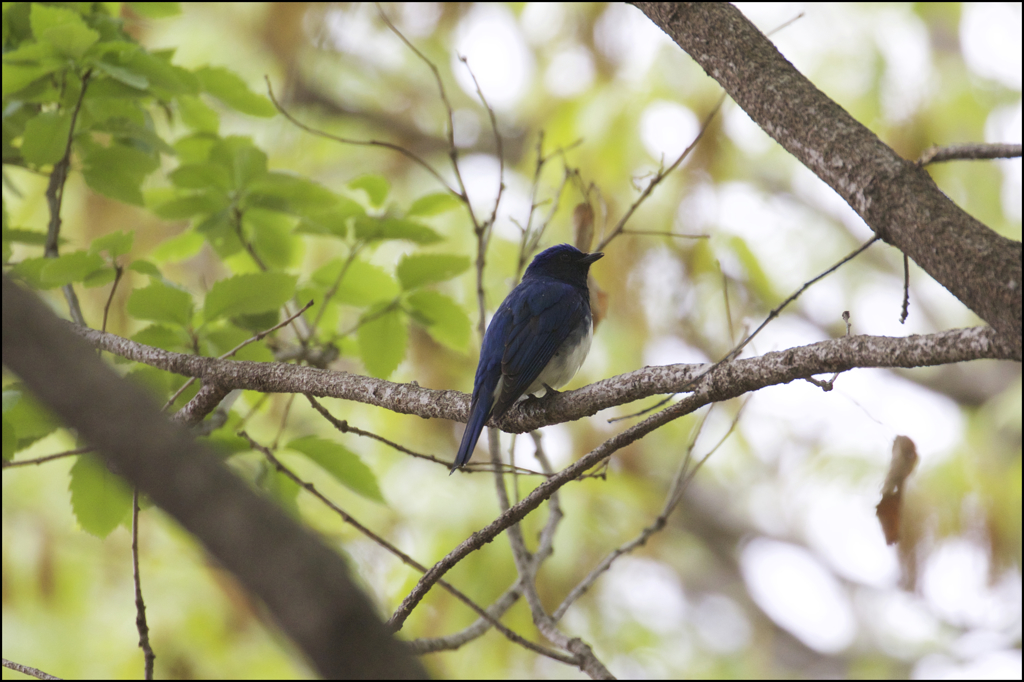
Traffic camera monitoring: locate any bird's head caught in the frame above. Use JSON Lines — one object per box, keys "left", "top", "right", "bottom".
{"left": 524, "top": 244, "right": 604, "bottom": 286}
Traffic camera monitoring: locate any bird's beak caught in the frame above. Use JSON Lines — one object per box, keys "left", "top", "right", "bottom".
{"left": 582, "top": 252, "right": 604, "bottom": 264}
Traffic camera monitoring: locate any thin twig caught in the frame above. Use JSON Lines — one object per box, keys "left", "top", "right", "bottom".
{"left": 2, "top": 446, "right": 92, "bottom": 469}
{"left": 917, "top": 142, "right": 1022, "bottom": 166}
{"left": 44, "top": 69, "right": 92, "bottom": 326}
{"left": 160, "top": 300, "right": 314, "bottom": 412}
{"left": 240, "top": 431, "right": 577, "bottom": 666}
{"left": 132, "top": 488, "right": 156, "bottom": 679}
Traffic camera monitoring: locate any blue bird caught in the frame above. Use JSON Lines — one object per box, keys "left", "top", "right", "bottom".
{"left": 452, "top": 244, "right": 604, "bottom": 472}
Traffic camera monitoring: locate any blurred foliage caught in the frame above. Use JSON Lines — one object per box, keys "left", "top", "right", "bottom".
{"left": 2, "top": 2, "right": 1021, "bottom": 679}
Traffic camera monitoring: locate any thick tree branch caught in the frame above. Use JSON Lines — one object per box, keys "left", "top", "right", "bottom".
{"left": 633, "top": 2, "right": 1022, "bottom": 343}
{"left": 1, "top": 274, "right": 426, "bottom": 680}
{"left": 70, "top": 320, "right": 1017, "bottom": 439}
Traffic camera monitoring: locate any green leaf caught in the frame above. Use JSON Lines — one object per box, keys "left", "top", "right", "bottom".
{"left": 30, "top": 4, "right": 99, "bottom": 59}
{"left": 243, "top": 209, "right": 300, "bottom": 269}
{"left": 170, "top": 163, "right": 232, "bottom": 192}
{"left": 357, "top": 303, "right": 406, "bottom": 378}
{"left": 151, "top": 191, "right": 229, "bottom": 219}
{"left": 81, "top": 143, "right": 161, "bottom": 205}
{"left": 202, "top": 324, "right": 274, "bottom": 362}
{"left": 408, "top": 192, "right": 463, "bottom": 217}
{"left": 294, "top": 197, "right": 365, "bottom": 237}
{"left": 396, "top": 253, "right": 470, "bottom": 290}
{"left": 2, "top": 417, "right": 15, "bottom": 462}
{"left": 40, "top": 251, "right": 106, "bottom": 287}
{"left": 407, "top": 291, "right": 471, "bottom": 351}
{"left": 93, "top": 59, "right": 149, "bottom": 90}
{"left": 353, "top": 216, "right": 442, "bottom": 244}
{"left": 69, "top": 454, "right": 133, "bottom": 538}
{"left": 203, "top": 272, "right": 297, "bottom": 321}
{"left": 9, "top": 257, "right": 50, "bottom": 289}
{"left": 2, "top": 62, "right": 61, "bottom": 98}
{"left": 246, "top": 172, "right": 341, "bottom": 215}
{"left": 287, "top": 436, "right": 384, "bottom": 502}
{"left": 177, "top": 94, "right": 219, "bottom": 133}
{"left": 195, "top": 66, "right": 276, "bottom": 117}
{"left": 209, "top": 136, "right": 267, "bottom": 190}
{"left": 2, "top": 229, "right": 49, "bottom": 245}
{"left": 127, "top": 281, "right": 194, "bottom": 326}
{"left": 128, "top": 3, "right": 183, "bottom": 19}
{"left": 4, "top": 387, "right": 60, "bottom": 451}
{"left": 21, "top": 110, "right": 71, "bottom": 165}
{"left": 131, "top": 324, "right": 191, "bottom": 353}
{"left": 312, "top": 258, "right": 400, "bottom": 305}
{"left": 127, "top": 259, "right": 163, "bottom": 277}
{"left": 348, "top": 174, "right": 390, "bottom": 207}
{"left": 149, "top": 230, "right": 204, "bottom": 263}
{"left": 90, "top": 230, "right": 134, "bottom": 258}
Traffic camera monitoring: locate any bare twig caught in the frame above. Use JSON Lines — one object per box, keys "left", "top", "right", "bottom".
{"left": 161, "top": 300, "right": 314, "bottom": 413}
{"left": 44, "top": 69, "right": 92, "bottom": 326}
{"left": 917, "top": 142, "right": 1022, "bottom": 166}
{"left": 132, "top": 488, "right": 156, "bottom": 679}
{"left": 2, "top": 446, "right": 92, "bottom": 469}
{"left": 240, "top": 431, "right": 577, "bottom": 666}
{"left": 1, "top": 659, "right": 61, "bottom": 680}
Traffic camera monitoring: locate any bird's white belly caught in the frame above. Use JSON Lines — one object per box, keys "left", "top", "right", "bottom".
{"left": 526, "top": 320, "right": 593, "bottom": 396}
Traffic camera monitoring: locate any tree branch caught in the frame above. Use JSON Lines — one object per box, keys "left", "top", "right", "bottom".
{"left": 632, "top": 2, "right": 1022, "bottom": 343}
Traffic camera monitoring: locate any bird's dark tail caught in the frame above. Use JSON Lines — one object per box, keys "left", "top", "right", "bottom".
{"left": 451, "top": 398, "right": 491, "bottom": 474}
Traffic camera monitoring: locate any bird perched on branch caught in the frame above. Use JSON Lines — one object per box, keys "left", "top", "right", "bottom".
{"left": 452, "top": 244, "right": 604, "bottom": 472}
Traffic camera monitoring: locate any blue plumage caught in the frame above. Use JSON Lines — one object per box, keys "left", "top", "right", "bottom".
{"left": 452, "top": 244, "right": 603, "bottom": 472}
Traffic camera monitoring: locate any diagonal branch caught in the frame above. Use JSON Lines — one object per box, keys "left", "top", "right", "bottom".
{"left": 632, "top": 2, "right": 1022, "bottom": 342}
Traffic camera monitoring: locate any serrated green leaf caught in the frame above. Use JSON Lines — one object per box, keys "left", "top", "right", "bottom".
{"left": 407, "top": 290, "right": 471, "bottom": 351}
{"left": 152, "top": 191, "right": 229, "bottom": 220}
{"left": 149, "top": 230, "right": 204, "bottom": 263}
{"left": 21, "top": 110, "right": 71, "bottom": 165}
{"left": 243, "top": 209, "right": 300, "bottom": 269}
{"left": 195, "top": 66, "right": 276, "bottom": 117}
{"left": 408, "top": 192, "right": 463, "bottom": 217}
{"left": 81, "top": 143, "right": 160, "bottom": 205}
{"left": 178, "top": 94, "right": 219, "bottom": 133}
{"left": 127, "top": 281, "right": 194, "bottom": 326}
{"left": 348, "top": 174, "right": 390, "bottom": 207}
{"left": 170, "top": 163, "right": 232, "bottom": 191}
{"left": 30, "top": 4, "right": 99, "bottom": 59}
{"left": 127, "top": 259, "right": 162, "bottom": 277}
{"left": 2, "top": 63, "right": 61, "bottom": 98}
{"left": 353, "top": 216, "right": 442, "bottom": 244}
{"left": 209, "top": 136, "right": 267, "bottom": 190}
{"left": 396, "top": 253, "right": 470, "bottom": 290}
{"left": 40, "top": 251, "right": 106, "bottom": 287}
{"left": 203, "top": 272, "right": 297, "bottom": 321}
{"left": 295, "top": 197, "right": 365, "bottom": 237}
{"left": 4, "top": 387, "right": 60, "bottom": 451}
{"left": 69, "top": 454, "right": 133, "bottom": 538}
{"left": 357, "top": 303, "right": 406, "bottom": 378}
{"left": 312, "top": 258, "right": 400, "bottom": 305}
{"left": 92, "top": 117, "right": 175, "bottom": 155}
{"left": 90, "top": 230, "right": 134, "bottom": 258}
{"left": 9, "top": 257, "right": 50, "bottom": 288}
{"left": 287, "top": 436, "right": 384, "bottom": 502}
{"left": 246, "top": 172, "right": 340, "bottom": 215}
{"left": 202, "top": 323, "right": 274, "bottom": 361}
{"left": 83, "top": 268, "right": 116, "bottom": 288}
{"left": 131, "top": 324, "right": 191, "bottom": 353}
{"left": 93, "top": 59, "right": 148, "bottom": 90}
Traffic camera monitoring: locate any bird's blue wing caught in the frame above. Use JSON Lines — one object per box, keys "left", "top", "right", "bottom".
{"left": 492, "top": 278, "right": 586, "bottom": 417}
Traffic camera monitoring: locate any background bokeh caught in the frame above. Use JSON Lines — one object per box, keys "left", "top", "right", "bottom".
{"left": 3, "top": 3, "right": 1021, "bottom": 679}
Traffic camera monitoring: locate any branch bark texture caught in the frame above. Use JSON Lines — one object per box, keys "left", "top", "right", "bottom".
{"left": 633, "top": 2, "right": 1022, "bottom": 344}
